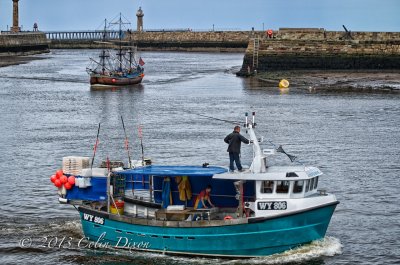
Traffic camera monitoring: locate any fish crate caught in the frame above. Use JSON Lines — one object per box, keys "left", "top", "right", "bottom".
{"left": 62, "top": 156, "right": 90, "bottom": 175}
{"left": 100, "top": 160, "right": 124, "bottom": 169}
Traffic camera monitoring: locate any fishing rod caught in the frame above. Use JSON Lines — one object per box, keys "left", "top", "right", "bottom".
{"left": 138, "top": 125, "right": 146, "bottom": 186}
{"left": 121, "top": 115, "right": 132, "bottom": 168}
{"left": 91, "top": 123, "right": 101, "bottom": 169}
{"left": 138, "top": 125, "right": 145, "bottom": 166}
{"left": 187, "top": 111, "right": 242, "bottom": 124}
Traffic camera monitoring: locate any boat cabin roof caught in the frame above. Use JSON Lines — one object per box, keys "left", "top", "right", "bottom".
{"left": 213, "top": 166, "right": 322, "bottom": 181}
{"left": 118, "top": 165, "right": 227, "bottom": 177}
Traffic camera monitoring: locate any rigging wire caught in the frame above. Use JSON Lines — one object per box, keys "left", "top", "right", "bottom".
{"left": 187, "top": 111, "right": 242, "bottom": 124}
{"left": 188, "top": 111, "right": 306, "bottom": 165}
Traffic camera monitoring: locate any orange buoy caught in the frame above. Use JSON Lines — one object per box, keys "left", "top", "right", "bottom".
{"left": 112, "top": 78, "right": 116, "bottom": 83}
{"left": 224, "top": 215, "right": 233, "bottom": 220}
{"left": 50, "top": 175, "right": 57, "bottom": 183}
{"left": 64, "top": 182, "right": 72, "bottom": 190}
{"left": 60, "top": 175, "right": 68, "bottom": 184}
{"left": 54, "top": 179, "right": 62, "bottom": 188}
{"left": 56, "top": 170, "right": 63, "bottom": 178}
{"left": 68, "top": 176, "right": 75, "bottom": 185}
{"left": 267, "top": 29, "right": 273, "bottom": 36}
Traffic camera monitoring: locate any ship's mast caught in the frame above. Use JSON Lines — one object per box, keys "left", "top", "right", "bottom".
{"left": 118, "top": 13, "right": 123, "bottom": 71}
{"left": 109, "top": 13, "right": 124, "bottom": 72}
{"left": 99, "top": 19, "right": 108, "bottom": 75}
{"left": 128, "top": 33, "right": 133, "bottom": 70}
{"left": 108, "top": 13, "right": 131, "bottom": 72}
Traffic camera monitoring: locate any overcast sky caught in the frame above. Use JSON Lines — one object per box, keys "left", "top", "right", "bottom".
{"left": 0, "top": 0, "right": 399, "bottom": 32}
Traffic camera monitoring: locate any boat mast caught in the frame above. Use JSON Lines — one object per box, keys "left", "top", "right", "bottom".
{"left": 118, "top": 13, "right": 123, "bottom": 71}
{"left": 108, "top": 13, "right": 131, "bottom": 72}
{"left": 245, "top": 112, "right": 267, "bottom": 173}
{"left": 128, "top": 33, "right": 133, "bottom": 70}
{"left": 99, "top": 19, "right": 108, "bottom": 75}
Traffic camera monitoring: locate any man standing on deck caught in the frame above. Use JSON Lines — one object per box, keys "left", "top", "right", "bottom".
{"left": 224, "top": 125, "right": 250, "bottom": 172}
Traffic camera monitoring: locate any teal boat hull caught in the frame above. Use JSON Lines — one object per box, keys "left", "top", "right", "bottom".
{"left": 79, "top": 202, "right": 338, "bottom": 257}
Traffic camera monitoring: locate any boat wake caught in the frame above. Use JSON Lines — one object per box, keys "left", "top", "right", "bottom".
{"left": 240, "top": 236, "right": 343, "bottom": 265}
{"left": 162, "top": 237, "right": 342, "bottom": 265}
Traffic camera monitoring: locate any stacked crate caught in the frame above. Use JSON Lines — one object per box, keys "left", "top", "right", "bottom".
{"left": 62, "top": 156, "right": 90, "bottom": 175}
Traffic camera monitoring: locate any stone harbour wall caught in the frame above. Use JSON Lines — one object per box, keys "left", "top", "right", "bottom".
{"left": 49, "top": 31, "right": 263, "bottom": 51}
{"left": 49, "top": 39, "right": 114, "bottom": 49}
{"left": 0, "top": 32, "right": 49, "bottom": 55}
{"left": 128, "top": 31, "right": 263, "bottom": 52}
{"left": 238, "top": 28, "right": 400, "bottom": 74}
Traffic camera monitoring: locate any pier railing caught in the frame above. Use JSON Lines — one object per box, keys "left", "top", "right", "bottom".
{"left": 44, "top": 30, "right": 122, "bottom": 40}
{"left": 42, "top": 28, "right": 246, "bottom": 40}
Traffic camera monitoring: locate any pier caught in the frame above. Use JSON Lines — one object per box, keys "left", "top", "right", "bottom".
{"left": 0, "top": 32, "right": 49, "bottom": 55}
{"left": 45, "top": 30, "right": 122, "bottom": 40}
{"left": 237, "top": 28, "right": 400, "bottom": 74}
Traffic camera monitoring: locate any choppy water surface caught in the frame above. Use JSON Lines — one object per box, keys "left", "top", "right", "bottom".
{"left": 0, "top": 50, "right": 399, "bottom": 265}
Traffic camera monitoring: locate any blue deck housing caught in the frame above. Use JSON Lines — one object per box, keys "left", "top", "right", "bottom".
{"left": 116, "top": 165, "right": 255, "bottom": 207}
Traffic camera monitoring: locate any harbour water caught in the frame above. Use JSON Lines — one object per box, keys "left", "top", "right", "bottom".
{"left": 0, "top": 50, "right": 399, "bottom": 264}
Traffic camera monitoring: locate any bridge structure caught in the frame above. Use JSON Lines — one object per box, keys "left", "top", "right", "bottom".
{"left": 45, "top": 30, "right": 123, "bottom": 40}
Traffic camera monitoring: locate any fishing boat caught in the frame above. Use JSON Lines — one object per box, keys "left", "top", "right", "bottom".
{"left": 86, "top": 15, "right": 144, "bottom": 87}
{"left": 51, "top": 113, "right": 339, "bottom": 258}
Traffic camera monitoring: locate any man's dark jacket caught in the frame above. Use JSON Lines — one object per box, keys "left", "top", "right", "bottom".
{"left": 224, "top": 131, "right": 249, "bottom": 153}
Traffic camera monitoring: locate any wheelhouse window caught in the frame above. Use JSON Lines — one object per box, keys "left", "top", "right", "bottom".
{"left": 309, "top": 178, "right": 314, "bottom": 191}
{"left": 314, "top": 176, "right": 319, "bottom": 189}
{"left": 276, "top": 181, "right": 290, "bottom": 193}
{"left": 286, "top": 172, "right": 299, "bottom": 178}
{"left": 293, "top": 180, "right": 304, "bottom": 193}
{"left": 261, "top": 181, "right": 274, "bottom": 193}
{"left": 305, "top": 180, "right": 309, "bottom": 192}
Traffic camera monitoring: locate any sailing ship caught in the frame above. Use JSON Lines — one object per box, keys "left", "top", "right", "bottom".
{"left": 51, "top": 112, "right": 338, "bottom": 257}
{"left": 86, "top": 15, "right": 144, "bottom": 87}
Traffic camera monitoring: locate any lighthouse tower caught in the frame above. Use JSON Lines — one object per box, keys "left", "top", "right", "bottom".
{"left": 11, "top": 0, "right": 20, "bottom": 32}
{"left": 136, "top": 7, "right": 144, "bottom": 32}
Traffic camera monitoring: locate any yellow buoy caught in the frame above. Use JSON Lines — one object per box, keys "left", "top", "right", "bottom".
{"left": 279, "top": 79, "right": 290, "bottom": 88}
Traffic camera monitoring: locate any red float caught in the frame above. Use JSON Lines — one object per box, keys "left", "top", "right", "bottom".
{"left": 50, "top": 175, "right": 57, "bottom": 183}
{"left": 60, "top": 175, "right": 68, "bottom": 184}
{"left": 54, "top": 179, "right": 62, "bottom": 188}
{"left": 112, "top": 78, "right": 116, "bottom": 83}
{"left": 64, "top": 182, "right": 72, "bottom": 190}
{"left": 68, "top": 176, "right": 75, "bottom": 185}
{"left": 56, "top": 170, "right": 63, "bottom": 178}
{"left": 114, "top": 200, "right": 125, "bottom": 208}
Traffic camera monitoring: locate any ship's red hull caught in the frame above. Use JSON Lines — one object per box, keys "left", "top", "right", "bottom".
{"left": 90, "top": 74, "right": 144, "bottom": 86}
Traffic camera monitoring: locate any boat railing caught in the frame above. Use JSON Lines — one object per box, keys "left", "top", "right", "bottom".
{"left": 124, "top": 189, "right": 255, "bottom": 203}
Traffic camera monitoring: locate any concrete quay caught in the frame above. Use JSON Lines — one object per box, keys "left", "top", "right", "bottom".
{"left": 0, "top": 32, "right": 49, "bottom": 56}
{"left": 238, "top": 28, "right": 400, "bottom": 75}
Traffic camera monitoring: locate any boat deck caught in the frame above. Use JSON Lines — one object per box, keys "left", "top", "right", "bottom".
{"left": 80, "top": 205, "right": 248, "bottom": 227}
